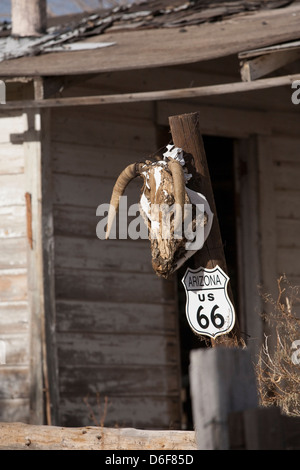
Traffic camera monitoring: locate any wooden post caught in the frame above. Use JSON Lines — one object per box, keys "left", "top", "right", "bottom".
{"left": 169, "top": 112, "right": 242, "bottom": 346}
{"left": 189, "top": 347, "right": 258, "bottom": 450}
{"left": 11, "top": 0, "right": 47, "bottom": 37}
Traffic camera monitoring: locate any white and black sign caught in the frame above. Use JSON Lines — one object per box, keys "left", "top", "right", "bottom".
{"left": 182, "top": 265, "right": 235, "bottom": 339}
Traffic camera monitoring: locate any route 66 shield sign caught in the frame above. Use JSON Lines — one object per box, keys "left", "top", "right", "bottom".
{"left": 182, "top": 265, "right": 235, "bottom": 339}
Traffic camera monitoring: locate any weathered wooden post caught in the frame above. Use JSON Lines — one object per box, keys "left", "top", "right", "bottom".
{"left": 169, "top": 112, "right": 242, "bottom": 347}
{"left": 169, "top": 113, "right": 257, "bottom": 449}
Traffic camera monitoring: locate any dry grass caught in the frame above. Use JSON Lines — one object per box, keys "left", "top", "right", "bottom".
{"left": 256, "top": 275, "right": 300, "bottom": 417}
{"left": 83, "top": 392, "right": 110, "bottom": 427}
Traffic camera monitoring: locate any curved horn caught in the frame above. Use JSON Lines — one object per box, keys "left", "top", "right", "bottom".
{"left": 106, "top": 163, "right": 144, "bottom": 239}
{"left": 168, "top": 160, "right": 186, "bottom": 226}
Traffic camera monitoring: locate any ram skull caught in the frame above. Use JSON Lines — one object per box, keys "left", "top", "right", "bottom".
{"left": 106, "top": 146, "right": 212, "bottom": 278}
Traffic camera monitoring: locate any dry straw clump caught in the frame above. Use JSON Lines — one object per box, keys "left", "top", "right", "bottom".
{"left": 256, "top": 275, "right": 300, "bottom": 417}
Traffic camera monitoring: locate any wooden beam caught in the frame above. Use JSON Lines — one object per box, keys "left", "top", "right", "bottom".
{"left": 0, "top": 73, "right": 299, "bottom": 110}
{"left": 168, "top": 112, "right": 242, "bottom": 347}
{"left": 240, "top": 49, "right": 300, "bottom": 81}
{"left": 0, "top": 422, "right": 197, "bottom": 450}
{"left": 234, "top": 138, "right": 263, "bottom": 358}
{"left": 40, "top": 108, "right": 60, "bottom": 426}
{"left": 24, "top": 108, "right": 45, "bottom": 424}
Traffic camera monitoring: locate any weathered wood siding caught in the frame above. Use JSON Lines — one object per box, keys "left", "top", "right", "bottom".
{"left": 0, "top": 111, "right": 30, "bottom": 422}
{"left": 258, "top": 136, "right": 300, "bottom": 319}
{"left": 50, "top": 104, "right": 182, "bottom": 428}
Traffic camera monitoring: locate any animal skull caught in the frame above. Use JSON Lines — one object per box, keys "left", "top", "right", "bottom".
{"left": 106, "top": 146, "right": 212, "bottom": 278}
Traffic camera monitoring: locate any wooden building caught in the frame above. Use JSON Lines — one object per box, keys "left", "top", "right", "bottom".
{"left": 0, "top": 0, "right": 299, "bottom": 429}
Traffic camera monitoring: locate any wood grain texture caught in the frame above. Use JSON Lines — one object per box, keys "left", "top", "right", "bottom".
{"left": 0, "top": 422, "right": 196, "bottom": 450}
{"left": 50, "top": 104, "right": 181, "bottom": 428}
{"left": 0, "top": 106, "right": 30, "bottom": 423}
{"left": 56, "top": 299, "right": 177, "bottom": 334}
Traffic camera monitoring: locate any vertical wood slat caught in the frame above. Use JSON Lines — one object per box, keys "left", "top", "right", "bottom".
{"left": 257, "top": 137, "right": 278, "bottom": 350}
{"left": 24, "top": 106, "right": 58, "bottom": 425}
{"left": 234, "top": 138, "right": 263, "bottom": 357}
{"left": 24, "top": 108, "right": 44, "bottom": 424}
{"left": 40, "top": 108, "right": 60, "bottom": 426}
{"left": 24, "top": 110, "right": 44, "bottom": 424}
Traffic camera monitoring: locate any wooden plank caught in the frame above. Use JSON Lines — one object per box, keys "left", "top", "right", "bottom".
{"left": 268, "top": 136, "right": 300, "bottom": 163}
{"left": 55, "top": 268, "right": 175, "bottom": 304}
{"left": 1, "top": 4, "right": 300, "bottom": 77}
{"left": 52, "top": 100, "right": 153, "bottom": 123}
{"left": 257, "top": 137, "right": 278, "bottom": 347}
{"left": 55, "top": 236, "right": 152, "bottom": 273}
{"left": 74, "top": 65, "right": 238, "bottom": 97}
{"left": 157, "top": 101, "right": 272, "bottom": 138}
{"left": 277, "top": 219, "right": 300, "bottom": 248}
{"left": 51, "top": 111, "right": 156, "bottom": 152}
{"left": 240, "top": 49, "right": 300, "bottom": 82}
{"left": 0, "top": 400, "right": 29, "bottom": 423}
{"left": 0, "top": 302, "right": 28, "bottom": 333}
{"left": 0, "top": 174, "right": 25, "bottom": 206}
{"left": 229, "top": 408, "right": 290, "bottom": 450}
{"left": 0, "top": 422, "right": 196, "bottom": 450}
{"left": 40, "top": 108, "right": 60, "bottom": 426}
{"left": 60, "top": 396, "right": 181, "bottom": 429}
{"left": 52, "top": 142, "right": 143, "bottom": 178}
{"left": 2, "top": 73, "right": 300, "bottom": 109}
{"left": 0, "top": 238, "right": 27, "bottom": 269}
{"left": 0, "top": 270, "right": 27, "bottom": 302}
{"left": 0, "top": 333, "right": 29, "bottom": 365}
{"left": 275, "top": 190, "right": 300, "bottom": 220}
{"left": 242, "top": 408, "right": 284, "bottom": 450}
{"left": 281, "top": 414, "right": 300, "bottom": 450}
{"left": 56, "top": 332, "right": 178, "bottom": 367}
{"left": 0, "top": 143, "right": 24, "bottom": 174}
{"left": 54, "top": 204, "right": 151, "bottom": 239}
{"left": 24, "top": 108, "right": 45, "bottom": 425}
{"left": 56, "top": 299, "right": 177, "bottom": 335}
{"left": 0, "top": 366, "right": 30, "bottom": 399}
{"left": 59, "top": 365, "right": 179, "bottom": 397}
{"left": 274, "top": 161, "right": 300, "bottom": 191}
{"left": 158, "top": 99, "right": 300, "bottom": 138}
{"left": 0, "top": 97, "right": 28, "bottom": 424}
{"left": 0, "top": 112, "right": 26, "bottom": 143}
{"left": 277, "top": 247, "right": 300, "bottom": 276}
{"left": 239, "top": 39, "right": 300, "bottom": 59}
{"left": 234, "top": 138, "right": 263, "bottom": 357}
{"left": 0, "top": 206, "right": 26, "bottom": 238}
{"left": 53, "top": 173, "right": 142, "bottom": 208}
{"left": 53, "top": 204, "right": 101, "bottom": 237}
